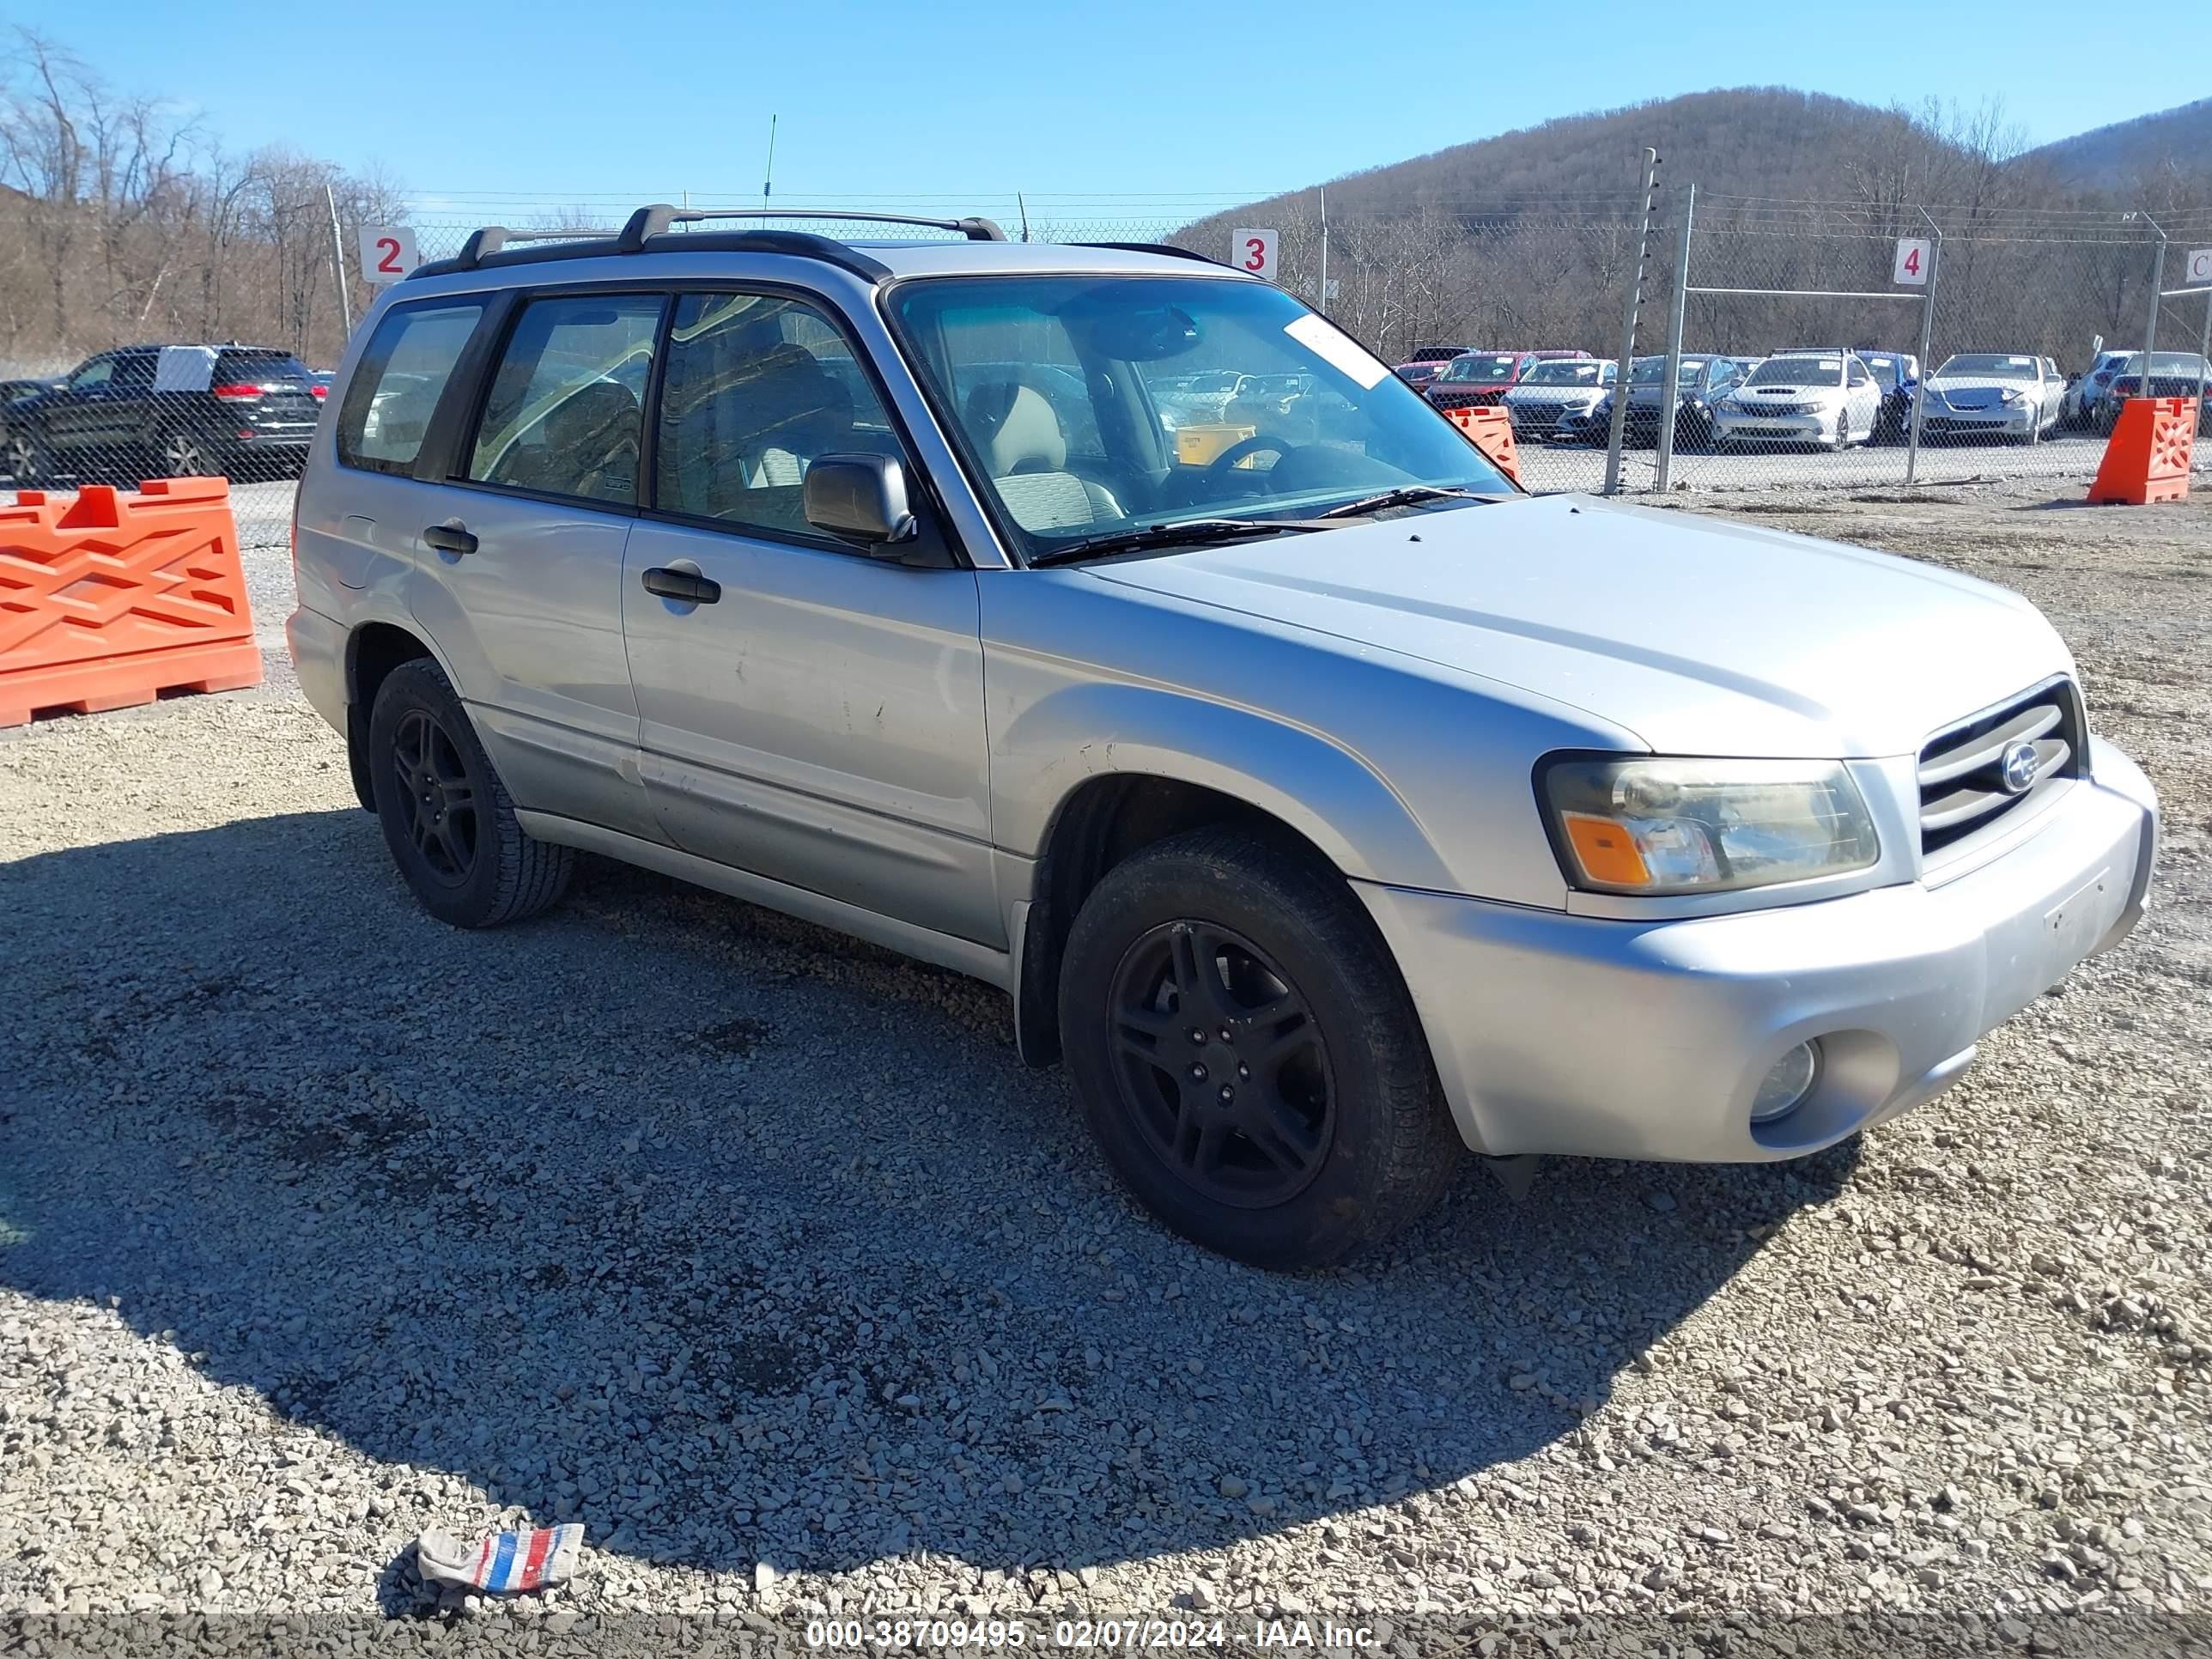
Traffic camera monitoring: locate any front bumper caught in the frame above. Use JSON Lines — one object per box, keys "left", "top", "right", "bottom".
{"left": 1356, "top": 738, "right": 2158, "bottom": 1164}
{"left": 1714, "top": 410, "right": 1837, "bottom": 443}
{"left": 1922, "top": 405, "right": 2035, "bottom": 436}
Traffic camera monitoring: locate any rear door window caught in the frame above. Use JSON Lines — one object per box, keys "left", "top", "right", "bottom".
{"left": 337, "top": 301, "right": 488, "bottom": 474}
{"left": 466, "top": 293, "right": 664, "bottom": 505}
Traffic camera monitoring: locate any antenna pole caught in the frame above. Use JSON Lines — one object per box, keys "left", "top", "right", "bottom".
{"left": 1017, "top": 192, "right": 1030, "bottom": 243}
{"left": 763, "top": 113, "right": 778, "bottom": 206}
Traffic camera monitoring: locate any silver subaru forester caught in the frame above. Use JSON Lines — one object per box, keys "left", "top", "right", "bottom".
{"left": 288, "top": 206, "right": 2159, "bottom": 1269}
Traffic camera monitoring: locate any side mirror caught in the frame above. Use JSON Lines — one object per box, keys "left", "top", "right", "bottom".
{"left": 804, "top": 454, "right": 918, "bottom": 553}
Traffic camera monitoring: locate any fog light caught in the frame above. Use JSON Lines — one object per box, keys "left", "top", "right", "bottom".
{"left": 1751, "top": 1041, "right": 1820, "bottom": 1124}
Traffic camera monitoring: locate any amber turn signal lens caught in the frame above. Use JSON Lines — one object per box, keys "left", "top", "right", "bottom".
{"left": 1560, "top": 811, "right": 1652, "bottom": 889}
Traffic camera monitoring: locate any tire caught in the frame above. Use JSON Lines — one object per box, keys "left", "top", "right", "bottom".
{"left": 3, "top": 425, "right": 51, "bottom": 484}
{"left": 1058, "top": 824, "right": 1463, "bottom": 1269}
{"left": 368, "top": 658, "right": 573, "bottom": 928}
{"left": 155, "top": 427, "right": 213, "bottom": 478}
{"left": 1831, "top": 412, "right": 1852, "bottom": 453}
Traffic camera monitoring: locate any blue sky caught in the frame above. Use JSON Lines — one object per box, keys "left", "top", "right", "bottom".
{"left": 9, "top": 0, "right": 2209, "bottom": 222}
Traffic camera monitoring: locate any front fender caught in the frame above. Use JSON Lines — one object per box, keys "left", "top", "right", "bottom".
{"left": 993, "top": 679, "right": 1454, "bottom": 890}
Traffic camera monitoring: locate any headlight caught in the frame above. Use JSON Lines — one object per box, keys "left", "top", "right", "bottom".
{"left": 1540, "top": 756, "right": 1880, "bottom": 896}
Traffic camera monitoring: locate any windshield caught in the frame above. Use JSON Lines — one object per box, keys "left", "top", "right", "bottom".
{"left": 886, "top": 275, "right": 1511, "bottom": 563}
{"left": 1747, "top": 356, "right": 1840, "bottom": 386}
{"left": 1859, "top": 356, "right": 1899, "bottom": 389}
{"left": 1519, "top": 360, "right": 1607, "bottom": 386}
{"left": 1936, "top": 354, "right": 2039, "bottom": 380}
{"left": 1444, "top": 353, "right": 1519, "bottom": 383}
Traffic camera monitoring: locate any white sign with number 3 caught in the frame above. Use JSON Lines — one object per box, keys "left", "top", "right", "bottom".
{"left": 358, "top": 226, "right": 419, "bottom": 286}
{"left": 1893, "top": 237, "right": 1932, "bottom": 286}
{"left": 1231, "top": 228, "right": 1279, "bottom": 283}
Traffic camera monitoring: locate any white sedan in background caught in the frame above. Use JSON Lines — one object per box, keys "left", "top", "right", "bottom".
{"left": 1918, "top": 353, "right": 2065, "bottom": 444}
{"left": 1712, "top": 351, "right": 1881, "bottom": 450}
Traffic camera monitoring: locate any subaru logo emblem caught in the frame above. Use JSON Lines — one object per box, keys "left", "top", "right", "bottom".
{"left": 1998, "top": 738, "right": 2039, "bottom": 795}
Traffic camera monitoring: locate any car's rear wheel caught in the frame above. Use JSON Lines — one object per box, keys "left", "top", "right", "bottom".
{"left": 155, "top": 428, "right": 214, "bottom": 478}
{"left": 368, "top": 659, "right": 573, "bottom": 928}
{"left": 1058, "top": 825, "right": 1463, "bottom": 1269}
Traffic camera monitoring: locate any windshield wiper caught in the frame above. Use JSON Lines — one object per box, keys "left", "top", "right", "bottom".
{"left": 1316, "top": 484, "right": 1500, "bottom": 520}
{"left": 1026, "top": 517, "right": 1324, "bottom": 568}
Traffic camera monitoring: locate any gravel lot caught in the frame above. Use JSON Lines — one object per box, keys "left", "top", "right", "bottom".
{"left": 3, "top": 479, "right": 2209, "bottom": 1657}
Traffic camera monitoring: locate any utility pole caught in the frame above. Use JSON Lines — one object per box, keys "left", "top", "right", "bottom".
{"left": 1905, "top": 209, "right": 1942, "bottom": 488}
{"left": 1653, "top": 183, "right": 1694, "bottom": 495}
{"left": 1317, "top": 185, "right": 1329, "bottom": 316}
{"left": 323, "top": 183, "right": 352, "bottom": 336}
{"left": 1602, "top": 147, "right": 1662, "bottom": 496}
{"left": 2141, "top": 214, "right": 2166, "bottom": 404}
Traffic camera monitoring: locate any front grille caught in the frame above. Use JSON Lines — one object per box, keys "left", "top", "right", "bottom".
{"left": 1917, "top": 679, "right": 2083, "bottom": 858}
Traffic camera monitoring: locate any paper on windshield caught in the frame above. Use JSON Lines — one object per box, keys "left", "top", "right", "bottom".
{"left": 1285, "top": 313, "right": 1389, "bottom": 390}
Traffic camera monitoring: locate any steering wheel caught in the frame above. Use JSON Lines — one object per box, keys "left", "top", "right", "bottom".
{"left": 1200, "top": 433, "right": 1297, "bottom": 483}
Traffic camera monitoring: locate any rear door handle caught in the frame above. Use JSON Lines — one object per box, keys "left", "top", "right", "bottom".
{"left": 641, "top": 566, "right": 721, "bottom": 605}
{"left": 422, "top": 524, "right": 477, "bottom": 556}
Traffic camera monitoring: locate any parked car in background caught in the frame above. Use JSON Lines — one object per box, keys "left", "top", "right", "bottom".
{"left": 1, "top": 343, "right": 325, "bottom": 485}
{"left": 2063, "top": 349, "right": 2134, "bottom": 430}
{"left": 1502, "top": 356, "right": 1616, "bottom": 438}
{"left": 1845, "top": 350, "right": 1918, "bottom": 442}
{"left": 1564, "top": 352, "right": 1745, "bottom": 448}
{"left": 1393, "top": 361, "right": 1445, "bottom": 391}
{"left": 1712, "top": 350, "right": 1881, "bottom": 451}
{"left": 1406, "top": 343, "right": 1477, "bottom": 366}
{"left": 2095, "top": 352, "right": 2212, "bottom": 434}
{"left": 1426, "top": 350, "right": 1528, "bottom": 411}
{"left": 1919, "top": 353, "right": 2064, "bottom": 444}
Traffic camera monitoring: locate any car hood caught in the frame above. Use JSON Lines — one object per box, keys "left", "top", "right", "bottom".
{"left": 1735, "top": 381, "right": 1843, "bottom": 401}
{"left": 1084, "top": 495, "right": 2069, "bottom": 757}
{"left": 1506, "top": 383, "right": 1605, "bottom": 399}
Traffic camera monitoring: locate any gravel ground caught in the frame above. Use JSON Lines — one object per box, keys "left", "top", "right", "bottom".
{"left": 3, "top": 480, "right": 2209, "bottom": 1658}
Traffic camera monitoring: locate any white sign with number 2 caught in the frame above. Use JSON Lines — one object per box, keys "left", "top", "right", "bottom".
{"left": 358, "top": 226, "right": 420, "bottom": 286}
{"left": 1893, "top": 237, "right": 1932, "bottom": 286}
{"left": 1231, "top": 228, "right": 1279, "bottom": 282}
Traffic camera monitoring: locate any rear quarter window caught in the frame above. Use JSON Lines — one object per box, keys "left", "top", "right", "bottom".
{"left": 337, "top": 301, "right": 489, "bottom": 474}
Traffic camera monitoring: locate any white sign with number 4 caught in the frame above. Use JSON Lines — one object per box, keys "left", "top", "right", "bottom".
{"left": 1893, "top": 237, "right": 1932, "bottom": 286}
{"left": 358, "top": 226, "right": 419, "bottom": 286}
{"left": 1231, "top": 228, "right": 1279, "bottom": 283}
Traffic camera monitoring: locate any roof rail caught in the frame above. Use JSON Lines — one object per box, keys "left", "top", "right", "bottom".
{"left": 629, "top": 204, "right": 1006, "bottom": 242}
{"left": 406, "top": 204, "right": 1008, "bottom": 283}
{"left": 1075, "top": 240, "right": 1226, "bottom": 268}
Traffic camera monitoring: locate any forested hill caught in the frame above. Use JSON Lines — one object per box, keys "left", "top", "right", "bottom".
{"left": 1194, "top": 88, "right": 2026, "bottom": 222}
{"left": 2023, "top": 98, "right": 2212, "bottom": 190}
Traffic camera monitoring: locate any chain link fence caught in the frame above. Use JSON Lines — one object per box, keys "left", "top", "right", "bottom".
{"left": 3, "top": 188, "right": 2209, "bottom": 553}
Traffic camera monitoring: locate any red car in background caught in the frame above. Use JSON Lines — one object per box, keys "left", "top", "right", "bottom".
{"left": 1426, "top": 349, "right": 1593, "bottom": 412}
{"left": 1393, "top": 361, "right": 1446, "bottom": 391}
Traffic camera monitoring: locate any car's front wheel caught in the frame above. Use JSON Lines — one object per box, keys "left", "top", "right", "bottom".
{"left": 1058, "top": 825, "right": 1463, "bottom": 1269}
{"left": 368, "top": 659, "right": 573, "bottom": 928}
{"left": 3, "top": 426, "right": 51, "bottom": 483}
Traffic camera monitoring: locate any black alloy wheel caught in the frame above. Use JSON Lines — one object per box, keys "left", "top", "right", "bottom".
{"left": 390, "top": 706, "right": 479, "bottom": 888}
{"left": 1107, "top": 920, "right": 1334, "bottom": 1209}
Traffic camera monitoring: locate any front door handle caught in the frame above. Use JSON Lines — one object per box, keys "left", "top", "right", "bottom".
{"left": 641, "top": 566, "right": 721, "bottom": 605}
{"left": 422, "top": 524, "right": 477, "bottom": 556}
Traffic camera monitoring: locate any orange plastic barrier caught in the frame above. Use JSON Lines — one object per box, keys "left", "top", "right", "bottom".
{"left": 2086, "top": 396, "right": 2197, "bottom": 506}
{"left": 0, "top": 477, "right": 261, "bottom": 728}
{"left": 1443, "top": 404, "right": 1522, "bottom": 487}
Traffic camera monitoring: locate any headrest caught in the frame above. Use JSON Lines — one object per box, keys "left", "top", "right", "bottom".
{"left": 965, "top": 381, "right": 1065, "bottom": 475}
